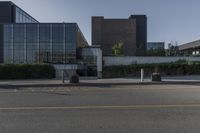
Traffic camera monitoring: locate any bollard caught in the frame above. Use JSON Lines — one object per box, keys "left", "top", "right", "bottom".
{"left": 62, "top": 70, "right": 65, "bottom": 83}
{"left": 141, "top": 68, "right": 144, "bottom": 82}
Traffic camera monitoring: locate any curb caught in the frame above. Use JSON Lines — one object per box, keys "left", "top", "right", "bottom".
{"left": 0, "top": 81, "right": 200, "bottom": 88}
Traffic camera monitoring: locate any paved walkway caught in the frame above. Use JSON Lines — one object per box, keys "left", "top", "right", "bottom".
{"left": 0, "top": 75, "right": 199, "bottom": 87}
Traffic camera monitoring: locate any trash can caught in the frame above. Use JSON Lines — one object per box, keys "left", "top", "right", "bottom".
{"left": 70, "top": 74, "right": 79, "bottom": 83}
{"left": 151, "top": 73, "right": 162, "bottom": 82}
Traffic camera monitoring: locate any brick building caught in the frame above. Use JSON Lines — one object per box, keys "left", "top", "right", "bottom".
{"left": 92, "top": 15, "right": 147, "bottom": 56}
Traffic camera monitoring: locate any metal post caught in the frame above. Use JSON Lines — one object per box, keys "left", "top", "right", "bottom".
{"left": 141, "top": 69, "right": 144, "bottom": 82}
{"left": 62, "top": 70, "right": 65, "bottom": 83}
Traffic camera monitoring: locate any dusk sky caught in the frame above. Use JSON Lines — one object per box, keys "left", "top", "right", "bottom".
{"left": 4, "top": 0, "right": 200, "bottom": 46}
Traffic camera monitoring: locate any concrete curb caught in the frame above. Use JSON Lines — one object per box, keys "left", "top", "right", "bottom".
{"left": 0, "top": 81, "right": 200, "bottom": 89}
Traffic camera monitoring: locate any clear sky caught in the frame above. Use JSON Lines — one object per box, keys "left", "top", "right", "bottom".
{"left": 4, "top": 0, "right": 200, "bottom": 46}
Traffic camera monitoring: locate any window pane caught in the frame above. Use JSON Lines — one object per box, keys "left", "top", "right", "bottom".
{"left": 27, "top": 24, "right": 38, "bottom": 43}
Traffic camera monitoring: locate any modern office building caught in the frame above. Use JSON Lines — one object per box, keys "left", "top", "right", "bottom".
{"left": 0, "top": 1, "right": 102, "bottom": 78}
{"left": 147, "top": 42, "right": 165, "bottom": 51}
{"left": 92, "top": 15, "right": 147, "bottom": 56}
{"left": 0, "top": 1, "right": 38, "bottom": 23}
{"left": 0, "top": 23, "right": 88, "bottom": 64}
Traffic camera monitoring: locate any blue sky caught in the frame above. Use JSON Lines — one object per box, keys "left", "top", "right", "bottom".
{"left": 4, "top": 0, "right": 200, "bottom": 45}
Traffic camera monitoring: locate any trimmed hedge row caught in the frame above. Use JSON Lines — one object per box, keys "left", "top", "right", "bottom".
{"left": 103, "top": 62, "right": 200, "bottom": 78}
{"left": 0, "top": 64, "right": 55, "bottom": 79}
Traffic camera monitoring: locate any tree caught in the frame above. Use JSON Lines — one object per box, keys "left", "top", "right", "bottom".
{"left": 112, "top": 41, "right": 124, "bottom": 56}
{"left": 166, "top": 41, "right": 180, "bottom": 56}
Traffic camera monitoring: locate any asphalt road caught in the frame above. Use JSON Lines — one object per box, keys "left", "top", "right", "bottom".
{"left": 1, "top": 84, "right": 200, "bottom": 133}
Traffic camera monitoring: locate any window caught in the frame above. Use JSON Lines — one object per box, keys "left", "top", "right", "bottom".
{"left": 13, "top": 24, "right": 25, "bottom": 63}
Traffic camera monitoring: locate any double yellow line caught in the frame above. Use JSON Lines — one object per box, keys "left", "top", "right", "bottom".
{"left": 0, "top": 104, "right": 200, "bottom": 111}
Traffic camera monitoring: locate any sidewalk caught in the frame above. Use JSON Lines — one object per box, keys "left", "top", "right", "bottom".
{"left": 0, "top": 75, "right": 200, "bottom": 88}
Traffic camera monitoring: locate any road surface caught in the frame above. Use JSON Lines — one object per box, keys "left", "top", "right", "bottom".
{"left": 0, "top": 84, "right": 200, "bottom": 133}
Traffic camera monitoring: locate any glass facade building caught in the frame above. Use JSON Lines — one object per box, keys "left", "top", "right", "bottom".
{"left": 0, "top": 1, "right": 38, "bottom": 23}
{"left": 147, "top": 42, "right": 165, "bottom": 51}
{"left": 0, "top": 1, "right": 102, "bottom": 78}
{"left": 15, "top": 7, "right": 38, "bottom": 23}
{"left": 80, "top": 47, "right": 102, "bottom": 76}
{"left": 3, "top": 23, "right": 88, "bottom": 64}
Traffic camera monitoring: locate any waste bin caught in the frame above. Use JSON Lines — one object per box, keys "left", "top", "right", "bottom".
{"left": 151, "top": 73, "right": 162, "bottom": 82}
{"left": 70, "top": 74, "right": 79, "bottom": 83}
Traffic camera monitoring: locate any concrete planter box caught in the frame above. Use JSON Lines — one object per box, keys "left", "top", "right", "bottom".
{"left": 151, "top": 73, "right": 162, "bottom": 82}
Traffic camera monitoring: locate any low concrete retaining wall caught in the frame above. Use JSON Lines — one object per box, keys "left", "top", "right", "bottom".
{"left": 103, "top": 56, "right": 200, "bottom": 66}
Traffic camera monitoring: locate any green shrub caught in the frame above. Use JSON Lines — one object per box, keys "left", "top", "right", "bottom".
{"left": 0, "top": 64, "right": 55, "bottom": 80}
{"left": 103, "top": 62, "right": 200, "bottom": 78}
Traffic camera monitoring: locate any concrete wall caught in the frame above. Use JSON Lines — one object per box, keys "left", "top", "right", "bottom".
{"left": 103, "top": 56, "right": 200, "bottom": 66}
{"left": 92, "top": 17, "right": 103, "bottom": 46}
{"left": 129, "top": 15, "right": 147, "bottom": 55}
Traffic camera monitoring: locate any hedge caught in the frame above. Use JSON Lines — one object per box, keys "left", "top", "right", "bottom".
{"left": 103, "top": 62, "right": 200, "bottom": 78}
{"left": 0, "top": 64, "right": 55, "bottom": 79}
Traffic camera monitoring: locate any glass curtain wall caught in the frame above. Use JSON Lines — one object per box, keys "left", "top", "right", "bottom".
{"left": 65, "top": 24, "right": 77, "bottom": 63}
{"left": 81, "top": 48, "right": 100, "bottom": 76}
{"left": 13, "top": 24, "right": 25, "bottom": 64}
{"left": 4, "top": 25, "right": 13, "bottom": 64}
{"left": 39, "top": 24, "right": 51, "bottom": 63}
{"left": 26, "top": 24, "right": 38, "bottom": 63}
{"left": 81, "top": 48, "right": 98, "bottom": 66}
{"left": 3, "top": 23, "right": 78, "bottom": 64}
{"left": 15, "top": 7, "right": 38, "bottom": 23}
{"left": 52, "top": 24, "right": 65, "bottom": 63}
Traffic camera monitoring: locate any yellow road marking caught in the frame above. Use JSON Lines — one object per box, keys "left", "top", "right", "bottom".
{"left": 1, "top": 104, "right": 200, "bottom": 110}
